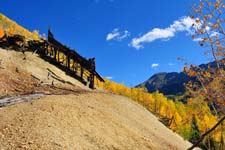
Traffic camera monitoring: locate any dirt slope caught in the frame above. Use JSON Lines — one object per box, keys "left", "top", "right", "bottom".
{"left": 0, "top": 93, "right": 194, "bottom": 150}
{"left": 0, "top": 49, "right": 195, "bottom": 149}
{"left": 0, "top": 48, "right": 89, "bottom": 97}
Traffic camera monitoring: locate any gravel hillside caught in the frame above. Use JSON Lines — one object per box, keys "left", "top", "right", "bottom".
{"left": 0, "top": 49, "right": 194, "bottom": 149}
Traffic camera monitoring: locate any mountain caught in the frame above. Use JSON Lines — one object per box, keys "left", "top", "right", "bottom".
{"left": 136, "top": 59, "right": 224, "bottom": 96}
{"left": 137, "top": 72, "right": 192, "bottom": 95}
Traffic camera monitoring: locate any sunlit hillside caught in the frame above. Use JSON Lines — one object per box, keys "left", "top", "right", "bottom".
{"left": 96, "top": 78, "right": 222, "bottom": 147}
{"left": 0, "top": 48, "right": 194, "bottom": 150}
{"left": 1, "top": 0, "right": 225, "bottom": 148}
{"left": 0, "top": 13, "right": 39, "bottom": 40}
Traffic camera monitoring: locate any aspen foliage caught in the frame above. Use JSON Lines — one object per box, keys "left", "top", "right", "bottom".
{"left": 185, "top": 0, "right": 225, "bottom": 148}
{"left": 187, "top": 0, "right": 225, "bottom": 111}
{"left": 95, "top": 78, "right": 222, "bottom": 145}
{"left": 0, "top": 25, "right": 4, "bottom": 38}
{"left": 0, "top": 13, "right": 39, "bottom": 40}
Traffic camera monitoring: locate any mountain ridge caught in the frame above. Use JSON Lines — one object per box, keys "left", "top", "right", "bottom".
{"left": 136, "top": 59, "right": 224, "bottom": 95}
{"left": 137, "top": 71, "right": 191, "bottom": 95}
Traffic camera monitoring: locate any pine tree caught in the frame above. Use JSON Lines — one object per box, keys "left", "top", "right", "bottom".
{"left": 190, "top": 115, "right": 200, "bottom": 143}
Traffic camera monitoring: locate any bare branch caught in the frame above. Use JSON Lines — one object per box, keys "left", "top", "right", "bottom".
{"left": 187, "top": 115, "right": 225, "bottom": 150}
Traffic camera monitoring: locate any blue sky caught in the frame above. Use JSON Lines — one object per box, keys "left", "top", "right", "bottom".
{"left": 1, "top": 0, "right": 212, "bottom": 86}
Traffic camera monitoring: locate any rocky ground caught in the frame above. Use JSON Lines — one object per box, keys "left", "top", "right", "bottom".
{"left": 0, "top": 93, "right": 194, "bottom": 150}
{"left": 0, "top": 48, "right": 195, "bottom": 150}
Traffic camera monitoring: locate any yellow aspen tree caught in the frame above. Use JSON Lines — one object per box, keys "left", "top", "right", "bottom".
{"left": 0, "top": 26, "right": 4, "bottom": 38}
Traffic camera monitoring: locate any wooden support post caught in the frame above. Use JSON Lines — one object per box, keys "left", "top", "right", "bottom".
{"left": 45, "top": 45, "right": 48, "bottom": 55}
{"left": 73, "top": 61, "right": 75, "bottom": 72}
{"left": 88, "top": 58, "right": 96, "bottom": 89}
{"left": 50, "top": 47, "right": 53, "bottom": 57}
{"left": 50, "top": 47, "right": 52, "bottom": 56}
{"left": 57, "top": 50, "right": 59, "bottom": 61}
{"left": 52, "top": 49, "right": 54, "bottom": 57}
{"left": 54, "top": 48, "right": 57, "bottom": 60}
{"left": 89, "top": 73, "right": 94, "bottom": 89}
{"left": 75, "top": 63, "right": 78, "bottom": 73}
{"left": 67, "top": 54, "right": 70, "bottom": 69}
{"left": 62, "top": 54, "right": 65, "bottom": 65}
{"left": 80, "top": 66, "right": 83, "bottom": 79}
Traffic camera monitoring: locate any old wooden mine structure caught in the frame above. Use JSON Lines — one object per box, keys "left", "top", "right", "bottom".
{"left": 0, "top": 30, "right": 104, "bottom": 89}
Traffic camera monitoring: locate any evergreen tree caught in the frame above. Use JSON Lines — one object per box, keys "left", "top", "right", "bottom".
{"left": 190, "top": 115, "right": 200, "bottom": 143}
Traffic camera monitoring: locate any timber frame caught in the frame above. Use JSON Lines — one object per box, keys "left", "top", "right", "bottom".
{"left": 0, "top": 30, "right": 104, "bottom": 89}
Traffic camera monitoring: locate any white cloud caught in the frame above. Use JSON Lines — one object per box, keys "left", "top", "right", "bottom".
{"left": 151, "top": 63, "right": 159, "bottom": 68}
{"left": 105, "top": 76, "right": 114, "bottom": 80}
{"left": 130, "top": 16, "right": 196, "bottom": 49}
{"left": 106, "top": 28, "right": 120, "bottom": 41}
{"left": 170, "top": 16, "right": 195, "bottom": 33}
{"left": 106, "top": 28, "right": 130, "bottom": 41}
{"left": 118, "top": 30, "right": 130, "bottom": 40}
{"left": 193, "top": 31, "right": 220, "bottom": 42}
{"left": 131, "top": 28, "right": 174, "bottom": 49}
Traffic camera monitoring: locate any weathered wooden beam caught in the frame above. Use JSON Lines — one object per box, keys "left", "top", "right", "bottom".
{"left": 47, "top": 29, "right": 105, "bottom": 87}
{"left": 53, "top": 48, "right": 57, "bottom": 60}
{"left": 89, "top": 73, "right": 94, "bottom": 89}
{"left": 80, "top": 67, "right": 84, "bottom": 79}
{"left": 67, "top": 55, "right": 70, "bottom": 69}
